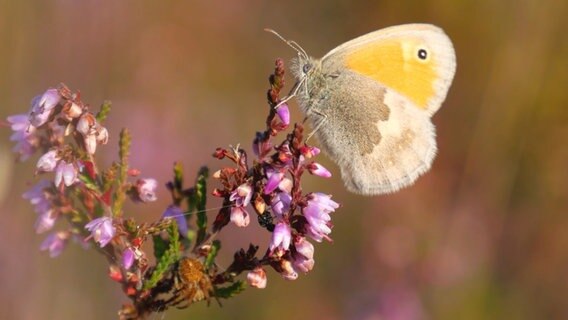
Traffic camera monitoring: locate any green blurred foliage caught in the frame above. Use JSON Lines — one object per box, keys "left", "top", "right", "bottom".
{"left": 1, "top": 0, "right": 567, "bottom": 319}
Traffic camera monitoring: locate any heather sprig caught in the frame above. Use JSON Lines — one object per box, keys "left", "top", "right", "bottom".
{"left": 6, "top": 59, "right": 340, "bottom": 320}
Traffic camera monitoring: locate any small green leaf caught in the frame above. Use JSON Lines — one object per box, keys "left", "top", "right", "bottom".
{"left": 96, "top": 100, "right": 112, "bottom": 122}
{"left": 195, "top": 166, "right": 209, "bottom": 244}
{"left": 101, "top": 163, "right": 118, "bottom": 193}
{"left": 167, "top": 220, "right": 181, "bottom": 258}
{"left": 152, "top": 235, "right": 168, "bottom": 261}
{"left": 118, "top": 129, "right": 131, "bottom": 175}
{"left": 214, "top": 281, "right": 246, "bottom": 299}
{"left": 112, "top": 129, "right": 131, "bottom": 217}
{"left": 145, "top": 221, "right": 181, "bottom": 290}
{"left": 204, "top": 240, "right": 221, "bottom": 269}
{"left": 78, "top": 172, "right": 99, "bottom": 192}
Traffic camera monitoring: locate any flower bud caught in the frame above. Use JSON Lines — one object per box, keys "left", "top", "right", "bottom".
{"left": 270, "top": 222, "right": 292, "bottom": 252}
{"left": 276, "top": 103, "right": 290, "bottom": 126}
{"left": 76, "top": 112, "right": 96, "bottom": 136}
{"left": 136, "top": 178, "right": 158, "bottom": 202}
{"left": 247, "top": 267, "right": 267, "bottom": 289}
{"left": 306, "top": 162, "right": 332, "bottom": 178}
{"left": 230, "top": 206, "right": 250, "bottom": 227}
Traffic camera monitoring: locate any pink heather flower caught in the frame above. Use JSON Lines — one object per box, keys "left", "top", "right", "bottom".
{"left": 76, "top": 112, "right": 96, "bottom": 136}
{"left": 306, "top": 162, "right": 332, "bottom": 178}
{"left": 62, "top": 102, "right": 83, "bottom": 120}
{"left": 272, "top": 191, "right": 292, "bottom": 218}
{"left": 276, "top": 103, "right": 290, "bottom": 126}
{"left": 38, "top": 89, "right": 60, "bottom": 111}
{"left": 54, "top": 160, "right": 78, "bottom": 187}
{"left": 29, "top": 89, "right": 61, "bottom": 127}
{"left": 84, "top": 134, "right": 97, "bottom": 155}
{"left": 136, "top": 178, "right": 158, "bottom": 202}
{"left": 36, "top": 150, "right": 60, "bottom": 173}
{"left": 303, "top": 193, "right": 339, "bottom": 242}
{"left": 7, "top": 114, "right": 38, "bottom": 161}
{"left": 270, "top": 222, "right": 292, "bottom": 252}
{"left": 122, "top": 247, "right": 135, "bottom": 269}
{"left": 293, "top": 255, "right": 315, "bottom": 273}
{"left": 162, "top": 205, "right": 189, "bottom": 236}
{"left": 293, "top": 237, "right": 315, "bottom": 273}
{"left": 85, "top": 216, "right": 116, "bottom": 247}
{"left": 264, "top": 169, "right": 285, "bottom": 194}
{"left": 23, "top": 179, "right": 52, "bottom": 213}
{"left": 76, "top": 113, "right": 108, "bottom": 155}
{"left": 230, "top": 206, "right": 250, "bottom": 227}
{"left": 84, "top": 127, "right": 109, "bottom": 155}
{"left": 40, "top": 232, "right": 69, "bottom": 258}
{"left": 247, "top": 267, "right": 267, "bottom": 289}
{"left": 97, "top": 126, "right": 109, "bottom": 144}
{"left": 229, "top": 183, "right": 252, "bottom": 207}
{"left": 34, "top": 210, "right": 57, "bottom": 234}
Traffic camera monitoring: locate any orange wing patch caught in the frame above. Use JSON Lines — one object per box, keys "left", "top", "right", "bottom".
{"left": 345, "top": 39, "right": 437, "bottom": 109}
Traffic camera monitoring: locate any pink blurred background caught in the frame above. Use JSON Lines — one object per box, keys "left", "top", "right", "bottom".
{"left": 1, "top": 1, "right": 567, "bottom": 319}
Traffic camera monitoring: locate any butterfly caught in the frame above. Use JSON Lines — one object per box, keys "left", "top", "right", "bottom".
{"left": 269, "top": 24, "right": 456, "bottom": 195}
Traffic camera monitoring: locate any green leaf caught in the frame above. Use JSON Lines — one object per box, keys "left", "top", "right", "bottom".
{"left": 204, "top": 240, "right": 221, "bottom": 269}
{"left": 78, "top": 172, "right": 100, "bottom": 192}
{"left": 195, "top": 166, "right": 209, "bottom": 244}
{"left": 96, "top": 100, "right": 112, "bottom": 122}
{"left": 112, "top": 129, "right": 131, "bottom": 217}
{"left": 167, "top": 220, "right": 181, "bottom": 258}
{"left": 214, "top": 281, "right": 246, "bottom": 299}
{"left": 145, "top": 221, "right": 181, "bottom": 290}
{"left": 118, "top": 129, "right": 131, "bottom": 177}
{"left": 101, "top": 163, "right": 118, "bottom": 193}
{"left": 152, "top": 235, "right": 168, "bottom": 261}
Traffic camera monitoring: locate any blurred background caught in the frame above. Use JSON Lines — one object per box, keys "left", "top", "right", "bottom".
{"left": 1, "top": 1, "right": 567, "bottom": 319}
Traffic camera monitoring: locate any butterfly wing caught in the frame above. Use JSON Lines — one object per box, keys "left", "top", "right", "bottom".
{"left": 304, "top": 24, "right": 455, "bottom": 194}
{"left": 323, "top": 24, "right": 456, "bottom": 115}
{"left": 308, "top": 70, "right": 437, "bottom": 195}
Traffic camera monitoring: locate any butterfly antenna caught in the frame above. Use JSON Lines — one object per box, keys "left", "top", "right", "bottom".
{"left": 264, "top": 28, "right": 309, "bottom": 60}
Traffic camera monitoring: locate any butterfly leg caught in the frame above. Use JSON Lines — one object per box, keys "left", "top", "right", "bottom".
{"left": 305, "top": 108, "right": 327, "bottom": 143}
{"left": 274, "top": 75, "right": 307, "bottom": 109}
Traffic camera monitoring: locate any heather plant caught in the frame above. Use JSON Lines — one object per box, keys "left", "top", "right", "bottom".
{"left": 5, "top": 59, "right": 340, "bottom": 319}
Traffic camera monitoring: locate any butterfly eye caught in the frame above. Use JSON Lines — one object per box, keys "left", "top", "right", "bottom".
{"left": 417, "top": 48, "right": 428, "bottom": 60}
{"left": 302, "top": 63, "right": 312, "bottom": 74}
